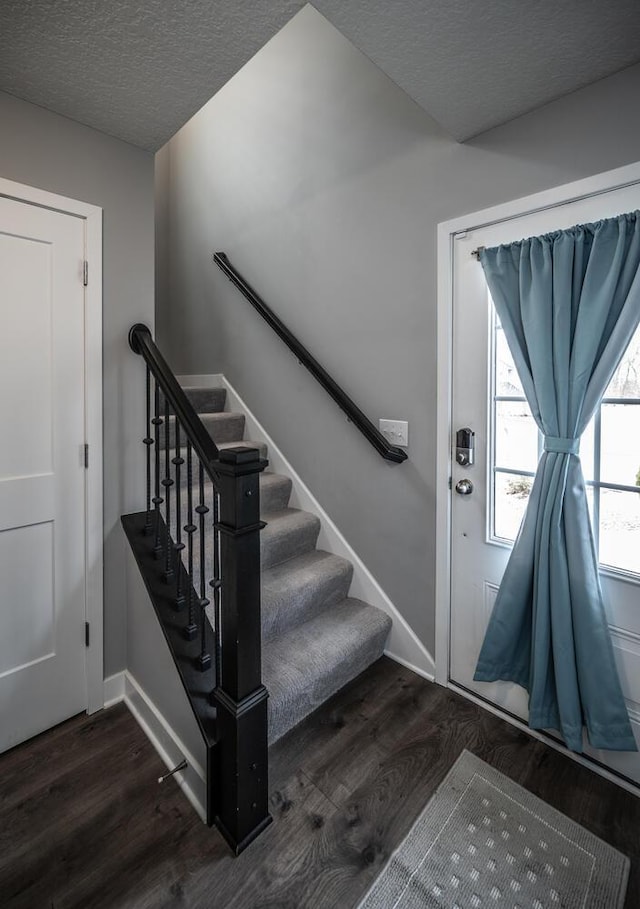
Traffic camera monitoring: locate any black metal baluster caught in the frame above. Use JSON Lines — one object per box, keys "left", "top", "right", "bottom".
{"left": 172, "top": 421, "right": 185, "bottom": 609}
{"left": 152, "top": 382, "right": 164, "bottom": 558}
{"left": 210, "top": 488, "right": 222, "bottom": 688}
{"left": 143, "top": 365, "right": 154, "bottom": 535}
{"left": 196, "top": 462, "right": 211, "bottom": 671}
{"left": 184, "top": 442, "right": 198, "bottom": 640}
{"left": 162, "top": 395, "right": 174, "bottom": 581}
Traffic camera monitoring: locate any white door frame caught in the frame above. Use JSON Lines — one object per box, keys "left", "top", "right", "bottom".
{"left": 0, "top": 176, "right": 104, "bottom": 716}
{"left": 434, "top": 160, "right": 640, "bottom": 790}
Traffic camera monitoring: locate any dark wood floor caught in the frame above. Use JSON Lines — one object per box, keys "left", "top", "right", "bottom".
{"left": 1, "top": 658, "right": 639, "bottom": 908}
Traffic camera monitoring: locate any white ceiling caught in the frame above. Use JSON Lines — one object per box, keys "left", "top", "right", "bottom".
{"left": 1, "top": 0, "right": 639, "bottom": 151}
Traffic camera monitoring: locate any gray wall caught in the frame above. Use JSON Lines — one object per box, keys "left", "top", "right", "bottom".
{"left": 126, "top": 549, "right": 206, "bottom": 769}
{"left": 156, "top": 6, "right": 640, "bottom": 654}
{"left": 0, "top": 91, "right": 155, "bottom": 676}
{"left": 155, "top": 143, "right": 171, "bottom": 355}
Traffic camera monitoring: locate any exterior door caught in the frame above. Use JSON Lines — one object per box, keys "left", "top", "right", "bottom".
{"left": 450, "top": 182, "right": 640, "bottom": 783}
{"left": 0, "top": 196, "right": 87, "bottom": 752}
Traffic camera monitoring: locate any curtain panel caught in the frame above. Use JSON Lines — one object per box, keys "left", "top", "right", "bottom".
{"left": 475, "top": 211, "right": 640, "bottom": 753}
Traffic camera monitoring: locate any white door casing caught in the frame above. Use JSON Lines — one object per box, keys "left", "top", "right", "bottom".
{"left": 0, "top": 179, "right": 103, "bottom": 750}
{"left": 436, "top": 162, "right": 640, "bottom": 789}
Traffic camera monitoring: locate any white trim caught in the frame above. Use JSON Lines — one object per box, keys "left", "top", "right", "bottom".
{"left": 627, "top": 703, "right": 640, "bottom": 725}
{"left": 609, "top": 625, "right": 640, "bottom": 648}
{"left": 103, "top": 671, "right": 126, "bottom": 708}
{"left": 0, "top": 177, "right": 104, "bottom": 717}
{"left": 449, "top": 682, "right": 640, "bottom": 800}
{"left": 435, "top": 159, "right": 640, "bottom": 689}
{"left": 124, "top": 671, "right": 206, "bottom": 822}
{"left": 177, "top": 373, "right": 436, "bottom": 678}
{"left": 83, "top": 203, "right": 104, "bottom": 715}
{"left": 387, "top": 651, "right": 435, "bottom": 683}
{"left": 435, "top": 224, "right": 455, "bottom": 687}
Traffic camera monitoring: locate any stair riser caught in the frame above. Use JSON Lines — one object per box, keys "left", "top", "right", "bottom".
{"left": 260, "top": 477, "right": 292, "bottom": 513}
{"left": 262, "top": 558, "right": 353, "bottom": 641}
{"left": 261, "top": 516, "right": 321, "bottom": 570}
{"left": 264, "top": 599, "right": 392, "bottom": 745}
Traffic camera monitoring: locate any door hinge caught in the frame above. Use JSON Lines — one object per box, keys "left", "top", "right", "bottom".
{"left": 83, "top": 260, "right": 89, "bottom": 286}
{"left": 85, "top": 622, "right": 90, "bottom": 647}
{"left": 84, "top": 443, "right": 89, "bottom": 468}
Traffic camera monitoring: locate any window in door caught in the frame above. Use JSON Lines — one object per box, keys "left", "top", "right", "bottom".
{"left": 490, "top": 298, "right": 640, "bottom": 579}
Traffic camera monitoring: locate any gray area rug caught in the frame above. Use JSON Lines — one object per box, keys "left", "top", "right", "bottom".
{"left": 358, "top": 750, "right": 629, "bottom": 909}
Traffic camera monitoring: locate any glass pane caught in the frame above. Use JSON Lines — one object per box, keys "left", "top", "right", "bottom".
{"left": 494, "top": 324, "right": 524, "bottom": 396}
{"left": 495, "top": 400, "right": 539, "bottom": 472}
{"left": 599, "top": 489, "right": 640, "bottom": 575}
{"left": 600, "top": 404, "right": 640, "bottom": 487}
{"left": 580, "top": 416, "right": 595, "bottom": 483}
{"left": 494, "top": 471, "right": 532, "bottom": 542}
{"left": 605, "top": 324, "right": 640, "bottom": 398}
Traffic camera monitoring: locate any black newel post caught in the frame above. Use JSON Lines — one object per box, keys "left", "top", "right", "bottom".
{"left": 210, "top": 446, "right": 271, "bottom": 854}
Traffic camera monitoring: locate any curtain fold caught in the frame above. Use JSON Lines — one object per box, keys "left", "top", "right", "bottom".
{"left": 474, "top": 211, "right": 640, "bottom": 753}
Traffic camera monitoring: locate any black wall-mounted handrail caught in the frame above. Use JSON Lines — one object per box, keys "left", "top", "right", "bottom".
{"left": 213, "top": 253, "right": 408, "bottom": 464}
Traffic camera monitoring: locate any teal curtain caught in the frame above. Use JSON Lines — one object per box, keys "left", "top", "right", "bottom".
{"left": 475, "top": 211, "right": 640, "bottom": 753}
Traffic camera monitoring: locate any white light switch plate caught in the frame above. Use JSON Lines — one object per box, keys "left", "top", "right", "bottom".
{"left": 379, "top": 419, "right": 409, "bottom": 447}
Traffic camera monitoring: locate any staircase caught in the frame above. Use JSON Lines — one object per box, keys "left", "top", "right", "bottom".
{"left": 125, "top": 320, "right": 400, "bottom": 854}
{"left": 168, "top": 384, "right": 392, "bottom": 745}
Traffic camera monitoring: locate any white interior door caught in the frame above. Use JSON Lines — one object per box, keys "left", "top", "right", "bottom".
{"left": 450, "top": 182, "right": 640, "bottom": 783}
{"left": 0, "top": 195, "right": 87, "bottom": 752}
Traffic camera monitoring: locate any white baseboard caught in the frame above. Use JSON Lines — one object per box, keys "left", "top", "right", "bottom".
{"left": 385, "top": 649, "right": 435, "bottom": 683}
{"left": 125, "top": 672, "right": 206, "bottom": 822}
{"left": 177, "top": 373, "right": 436, "bottom": 679}
{"left": 103, "top": 671, "right": 126, "bottom": 708}
{"left": 102, "top": 669, "right": 206, "bottom": 822}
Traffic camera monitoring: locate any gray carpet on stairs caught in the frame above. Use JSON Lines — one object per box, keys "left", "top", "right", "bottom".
{"left": 176, "top": 386, "right": 392, "bottom": 744}
{"left": 264, "top": 597, "right": 391, "bottom": 744}
{"left": 262, "top": 550, "right": 353, "bottom": 641}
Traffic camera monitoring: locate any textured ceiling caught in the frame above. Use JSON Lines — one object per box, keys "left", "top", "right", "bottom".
{"left": 1, "top": 0, "right": 640, "bottom": 150}
{"left": 313, "top": 0, "right": 640, "bottom": 140}
{"left": 0, "top": 0, "right": 304, "bottom": 151}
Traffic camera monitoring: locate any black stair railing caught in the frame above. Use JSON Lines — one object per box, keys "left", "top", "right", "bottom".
{"left": 213, "top": 252, "right": 408, "bottom": 464}
{"left": 123, "top": 323, "right": 271, "bottom": 855}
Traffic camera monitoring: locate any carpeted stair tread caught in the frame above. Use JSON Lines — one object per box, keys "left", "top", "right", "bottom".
{"left": 200, "top": 412, "right": 245, "bottom": 443}
{"left": 161, "top": 412, "right": 245, "bottom": 449}
{"left": 259, "top": 473, "right": 293, "bottom": 514}
{"left": 261, "top": 508, "right": 321, "bottom": 570}
{"left": 183, "top": 386, "right": 227, "bottom": 414}
{"left": 262, "top": 550, "right": 353, "bottom": 641}
{"left": 159, "top": 385, "right": 227, "bottom": 415}
{"left": 263, "top": 598, "right": 392, "bottom": 744}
